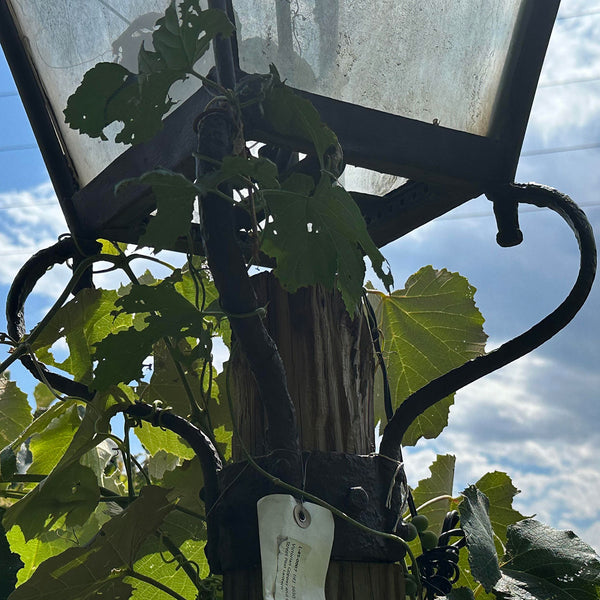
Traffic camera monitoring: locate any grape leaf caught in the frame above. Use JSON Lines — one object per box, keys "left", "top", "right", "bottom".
{"left": 28, "top": 403, "right": 82, "bottom": 476}
{"left": 31, "top": 288, "right": 133, "bottom": 385}
{"left": 3, "top": 393, "right": 125, "bottom": 540}
{"left": 162, "top": 457, "right": 205, "bottom": 514}
{"left": 136, "top": 339, "right": 209, "bottom": 419}
{"left": 0, "top": 376, "right": 32, "bottom": 448}
{"left": 459, "top": 486, "right": 501, "bottom": 593}
{"left": 7, "top": 486, "right": 173, "bottom": 600}
{"left": 6, "top": 505, "right": 112, "bottom": 588}
{"left": 33, "top": 383, "right": 55, "bottom": 412}
{"left": 132, "top": 511, "right": 208, "bottom": 600}
{"left": 3, "top": 462, "right": 100, "bottom": 542}
{"left": 93, "top": 281, "right": 211, "bottom": 390}
{"left": 370, "top": 266, "right": 486, "bottom": 445}
{"left": 262, "top": 173, "right": 392, "bottom": 313}
{"left": 135, "top": 421, "right": 195, "bottom": 461}
{"left": 411, "top": 454, "right": 455, "bottom": 537}
{"left": 0, "top": 507, "right": 22, "bottom": 599}
{"left": 450, "top": 471, "right": 526, "bottom": 598}
{"left": 448, "top": 589, "right": 476, "bottom": 600}
{"left": 64, "top": 1, "right": 233, "bottom": 145}
{"left": 117, "top": 169, "right": 204, "bottom": 251}
{"left": 496, "top": 520, "right": 600, "bottom": 600}
{"left": 141, "top": 2, "right": 233, "bottom": 75}
{"left": 475, "top": 471, "right": 527, "bottom": 554}
{"left": 206, "top": 155, "right": 280, "bottom": 190}
{"left": 146, "top": 449, "right": 181, "bottom": 481}
{"left": 262, "top": 70, "right": 341, "bottom": 171}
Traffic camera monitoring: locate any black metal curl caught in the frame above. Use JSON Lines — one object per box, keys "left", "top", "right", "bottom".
{"left": 417, "top": 510, "right": 465, "bottom": 599}
{"left": 380, "top": 183, "right": 596, "bottom": 461}
{"left": 6, "top": 237, "right": 99, "bottom": 400}
{"left": 4, "top": 236, "right": 223, "bottom": 526}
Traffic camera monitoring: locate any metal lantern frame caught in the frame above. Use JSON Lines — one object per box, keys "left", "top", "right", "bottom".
{"left": 1, "top": 0, "right": 598, "bottom": 577}
{"left": 0, "top": 0, "right": 560, "bottom": 247}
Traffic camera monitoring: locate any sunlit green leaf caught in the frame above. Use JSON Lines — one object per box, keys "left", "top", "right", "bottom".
{"left": 459, "top": 486, "right": 501, "bottom": 593}
{"left": 8, "top": 486, "right": 173, "bottom": 600}
{"left": 3, "top": 462, "right": 100, "bottom": 541}
{"left": 28, "top": 404, "right": 81, "bottom": 476}
{"left": 135, "top": 422, "right": 195, "bottom": 462}
{"left": 411, "top": 454, "right": 455, "bottom": 537}
{"left": 93, "top": 281, "right": 211, "bottom": 390}
{"left": 31, "top": 288, "right": 133, "bottom": 385}
{"left": 132, "top": 511, "right": 208, "bottom": 600}
{"left": 0, "top": 507, "right": 22, "bottom": 598}
{"left": 33, "top": 384, "right": 55, "bottom": 412}
{"left": 0, "top": 376, "right": 32, "bottom": 448}
{"left": 370, "top": 266, "right": 486, "bottom": 445}
{"left": 475, "top": 471, "right": 526, "bottom": 555}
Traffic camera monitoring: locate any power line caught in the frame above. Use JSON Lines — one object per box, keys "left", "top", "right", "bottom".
{"left": 521, "top": 142, "right": 600, "bottom": 157}
{"left": 439, "top": 202, "right": 600, "bottom": 222}
{"left": 556, "top": 9, "right": 600, "bottom": 20}
{"left": 0, "top": 202, "right": 57, "bottom": 211}
{"left": 0, "top": 144, "right": 38, "bottom": 153}
{"left": 538, "top": 75, "right": 600, "bottom": 88}
{"left": 0, "top": 91, "right": 19, "bottom": 98}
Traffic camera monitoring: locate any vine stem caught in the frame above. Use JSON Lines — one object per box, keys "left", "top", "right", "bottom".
{"left": 159, "top": 533, "right": 203, "bottom": 592}
{"left": 411, "top": 495, "right": 454, "bottom": 515}
{"left": 116, "top": 252, "right": 212, "bottom": 439}
{"left": 125, "top": 569, "right": 189, "bottom": 600}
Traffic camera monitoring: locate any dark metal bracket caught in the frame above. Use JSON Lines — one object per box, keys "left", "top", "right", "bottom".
{"left": 208, "top": 450, "right": 407, "bottom": 573}
{"left": 380, "top": 183, "right": 597, "bottom": 461}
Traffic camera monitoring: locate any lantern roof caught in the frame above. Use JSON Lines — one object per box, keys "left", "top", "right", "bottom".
{"left": 0, "top": 0, "right": 560, "bottom": 245}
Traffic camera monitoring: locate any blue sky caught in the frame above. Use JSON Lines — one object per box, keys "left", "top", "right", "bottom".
{"left": 1, "top": 0, "right": 599, "bottom": 552}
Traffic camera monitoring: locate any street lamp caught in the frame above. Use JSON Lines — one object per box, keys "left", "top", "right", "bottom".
{"left": 1, "top": 0, "right": 597, "bottom": 592}
{"left": 0, "top": 0, "right": 561, "bottom": 248}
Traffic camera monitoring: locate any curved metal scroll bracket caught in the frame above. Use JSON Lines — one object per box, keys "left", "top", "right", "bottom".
{"left": 380, "top": 183, "right": 597, "bottom": 461}
{"left": 6, "top": 237, "right": 98, "bottom": 400}
{"left": 4, "top": 236, "right": 223, "bottom": 511}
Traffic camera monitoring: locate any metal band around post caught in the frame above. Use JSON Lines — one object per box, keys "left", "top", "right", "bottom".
{"left": 380, "top": 183, "right": 596, "bottom": 461}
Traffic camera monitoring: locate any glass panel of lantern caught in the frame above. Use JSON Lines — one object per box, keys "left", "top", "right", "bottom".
{"left": 6, "top": 0, "right": 214, "bottom": 187}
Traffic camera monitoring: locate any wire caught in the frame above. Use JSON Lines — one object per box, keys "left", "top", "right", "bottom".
{"left": 0, "top": 143, "right": 38, "bottom": 153}
{"left": 521, "top": 142, "right": 600, "bottom": 157}
{"left": 538, "top": 75, "right": 600, "bottom": 88}
{"left": 0, "top": 91, "right": 19, "bottom": 98}
{"left": 0, "top": 202, "right": 57, "bottom": 211}
{"left": 438, "top": 202, "right": 600, "bottom": 223}
{"left": 556, "top": 9, "right": 600, "bottom": 20}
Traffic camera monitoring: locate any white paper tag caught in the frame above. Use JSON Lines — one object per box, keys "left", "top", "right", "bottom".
{"left": 257, "top": 494, "right": 334, "bottom": 600}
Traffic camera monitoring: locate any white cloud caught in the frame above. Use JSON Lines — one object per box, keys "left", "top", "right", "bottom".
{"left": 0, "top": 182, "right": 70, "bottom": 299}
{"left": 401, "top": 351, "right": 600, "bottom": 552}
{"left": 527, "top": 4, "right": 600, "bottom": 145}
